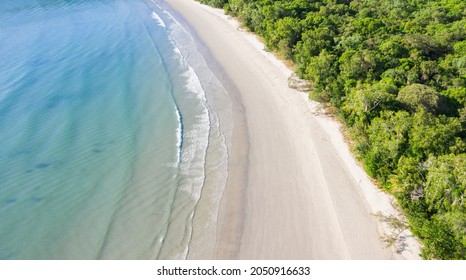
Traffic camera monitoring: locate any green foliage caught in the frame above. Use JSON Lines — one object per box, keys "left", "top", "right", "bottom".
{"left": 390, "top": 156, "right": 427, "bottom": 198}
{"left": 343, "top": 81, "right": 397, "bottom": 126}
{"left": 294, "top": 27, "right": 335, "bottom": 65}
{"left": 426, "top": 154, "right": 466, "bottom": 212}
{"left": 409, "top": 112, "right": 463, "bottom": 158}
{"left": 299, "top": 49, "right": 337, "bottom": 100}
{"left": 442, "top": 87, "right": 466, "bottom": 106}
{"left": 420, "top": 216, "right": 464, "bottom": 259}
{"left": 365, "top": 111, "right": 412, "bottom": 182}
{"left": 396, "top": 84, "right": 439, "bottom": 112}
{"left": 339, "top": 49, "right": 380, "bottom": 82}
{"left": 203, "top": 0, "right": 466, "bottom": 259}
{"left": 266, "top": 17, "right": 302, "bottom": 59}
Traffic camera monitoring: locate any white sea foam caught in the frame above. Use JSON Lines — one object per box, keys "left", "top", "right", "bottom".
{"left": 151, "top": 11, "right": 166, "bottom": 28}
{"left": 174, "top": 104, "right": 183, "bottom": 164}
{"left": 184, "top": 66, "right": 207, "bottom": 102}
{"left": 155, "top": 5, "right": 212, "bottom": 200}
{"left": 148, "top": 1, "right": 233, "bottom": 260}
{"left": 176, "top": 62, "right": 210, "bottom": 202}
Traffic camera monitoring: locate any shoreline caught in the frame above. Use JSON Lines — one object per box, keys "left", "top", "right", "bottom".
{"left": 165, "top": 0, "right": 421, "bottom": 259}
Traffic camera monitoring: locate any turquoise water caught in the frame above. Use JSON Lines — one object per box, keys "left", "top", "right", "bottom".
{"left": 0, "top": 0, "right": 231, "bottom": 259}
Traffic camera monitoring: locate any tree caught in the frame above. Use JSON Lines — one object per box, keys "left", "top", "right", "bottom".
{"left": 302, "top": 49, "right": 337, "bottom": 90}
{"left": 390, "top": 156, "right": 427, "bottom": 199}
{"left": 426, "top": 154, "right": 466, "bottom": 212}
{"left": 342, "top": 80, "right": 396, "bottom": 126}
{"left": 396, "top": 83, "right": 440, "bottom": 112}
{"left": 265, "top": 16, "right": 302, "bottom": 59}
{"left": 365, "top": 111, "right": 412, "bottom": 182}
{"left": 339, "top": 49, "right": 380, "bottom": 81}
{"left": 408, "top": 111, "right": 463, "bottom": 158}
{"left": 294, "top": 27, "right": 334, "bottom": 62}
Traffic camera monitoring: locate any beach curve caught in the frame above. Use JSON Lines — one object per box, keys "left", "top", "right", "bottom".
{"left": 164, "top": 0, "right": 421, "bottom": 259}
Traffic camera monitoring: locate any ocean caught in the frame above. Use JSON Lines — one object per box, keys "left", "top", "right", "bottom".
{"left": 0, "top": 0, "right": 232, "bottom": 259}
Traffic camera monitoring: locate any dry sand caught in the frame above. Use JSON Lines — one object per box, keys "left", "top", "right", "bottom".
{"left": 164, "top": 0, "right": 421, "bottom": 259}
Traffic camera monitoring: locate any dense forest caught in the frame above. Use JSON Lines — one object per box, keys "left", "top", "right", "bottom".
{"left": 197, "top": 0, "right": 466, "bottom": 259}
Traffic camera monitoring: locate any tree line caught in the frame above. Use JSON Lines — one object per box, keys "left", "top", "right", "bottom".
{"left": 198, "top": 0, "right": 466, "bottom": 259}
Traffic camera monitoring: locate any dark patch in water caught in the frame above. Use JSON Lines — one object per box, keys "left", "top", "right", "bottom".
{"left": 45, "top": 94, "right": 78, "bottom": 109}
{"left": 25, "top": 169, "right": 33, "bottom": 173}
{"left": 92, "top": 148, "right": 103, "bottom": 153}
{"left": 5, "top": 197, "right": 18, "bottom": 205}
{"left": 46, "top": 95, "right": 65, "bottom": 109}
{"left": 35, "top": 163, "right": 50, "bottom": 169}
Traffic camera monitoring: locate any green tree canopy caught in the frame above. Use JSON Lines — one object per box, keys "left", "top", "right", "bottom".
{"left": 426, "top": 154, "right": 466, "bottom": 212}
{"left": 397, "top": 83, "right": 440, "bottom": 112}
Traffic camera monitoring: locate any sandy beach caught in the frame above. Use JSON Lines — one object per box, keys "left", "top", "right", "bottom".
{"left": 165, "top": 0, "right": 421, "bottom": 259}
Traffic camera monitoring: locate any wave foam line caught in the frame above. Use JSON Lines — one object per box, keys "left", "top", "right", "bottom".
{"left": 154, "top": 5, "right": 213, "bottom": 260}
{"left": 174, "top": 103, "right": 183, "bottom": 165}
{"left": 144, "top": 1, "right": 232, "bottom": 260}
{"left": 153, "top": 0, "right": 234, "bottom": 260}
{"left": 151, "top": 11, "right": 166, "bottom": 28}
{"left": 140, "top": 2, "right": 213, "bottom": 260}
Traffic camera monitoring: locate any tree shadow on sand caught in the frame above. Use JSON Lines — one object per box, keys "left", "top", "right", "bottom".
{"left": 373, "top": 211, "right": 414, "bottom": 254}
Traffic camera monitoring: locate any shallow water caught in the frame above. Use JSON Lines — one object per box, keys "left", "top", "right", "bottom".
{"left": 0, "top": 0, "right": 231, "bottom": 259}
